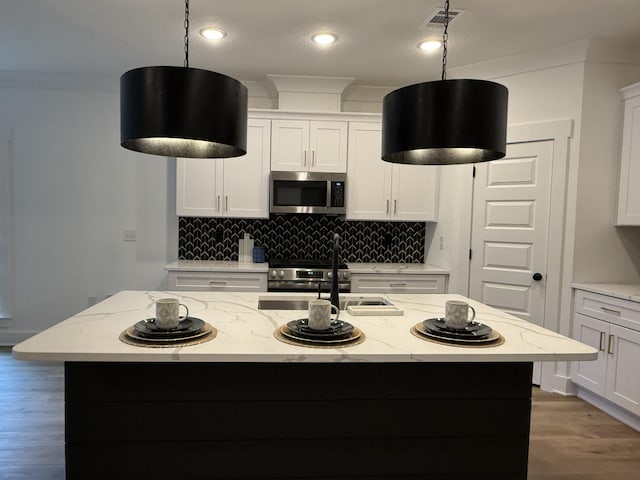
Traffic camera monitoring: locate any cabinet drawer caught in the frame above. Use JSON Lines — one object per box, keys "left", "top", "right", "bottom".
{"left": 351, "top": 274, "right": 447, "bottom": 294}
{"left": 169, "top": 271, "right": 267, "bottom": 292}
{"left": 574, "top": 290, "right": 640, "bottom": 333}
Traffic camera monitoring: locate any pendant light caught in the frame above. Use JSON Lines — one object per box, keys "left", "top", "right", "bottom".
{"left": 381, "top": 0, "right": 508, "bottom": 165}
{"left": 120, "top": 0, "right": 248, "bottom": 158}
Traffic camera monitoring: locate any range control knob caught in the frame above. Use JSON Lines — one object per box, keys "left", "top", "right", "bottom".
{"left": 342, "top": 271, "right": 350, "bottom": 280}
{"left": 327, "top": 272, "right": 333, "bottom": 279}
{"left": 279, "top": 270, "right": 285, "bottom": 278}
{"left": 270, "top": 270, "right": 277, "bottom": 278}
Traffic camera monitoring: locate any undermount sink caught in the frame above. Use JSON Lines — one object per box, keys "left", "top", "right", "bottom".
{"left": 257, "top": 296, "right": 393, "bottom": 310}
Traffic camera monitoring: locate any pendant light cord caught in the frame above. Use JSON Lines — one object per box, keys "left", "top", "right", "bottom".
{"left": 184, "top": 0, "right": 190, "bottom": 68}
{"left": 441, "top": 0, "right": 449, "bottom": 80}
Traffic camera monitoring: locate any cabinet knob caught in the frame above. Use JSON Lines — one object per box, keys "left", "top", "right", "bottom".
{"left": 532, "top": 273, "right": 543, "bottom": 281}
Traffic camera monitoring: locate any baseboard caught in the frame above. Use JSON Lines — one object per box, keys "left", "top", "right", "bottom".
{"left": 576, "top": 386, "right": 640, "bottom": 432}
{"left": 0, "top": 330, "right": 39, "bottom": 346}
{"left": 540, "top": 362, "right": 577, "bottom": 396}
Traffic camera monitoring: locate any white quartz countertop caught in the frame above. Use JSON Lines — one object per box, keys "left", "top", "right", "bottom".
{"left": 347, "top": 263, "right": 450, "bottom": 274}
{"left": 572, "top": 283, "right": 640, "bottom": 303}
{"left": 13, "top": 291, "right": 596, "bottom": 363}
{"left": 165, "top": 260, "right": 269, "bottom": 272}
{"left": 165, "top": 260, "right": 448, "bottom": 275}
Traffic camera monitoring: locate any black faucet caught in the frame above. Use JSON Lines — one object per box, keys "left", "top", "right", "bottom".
{"left": 330, "top": 233, "right": 340, "bottom": 310}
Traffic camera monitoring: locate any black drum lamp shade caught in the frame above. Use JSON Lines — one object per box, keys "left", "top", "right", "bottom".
{"left": 381, "top": 79, "right": 508, "bottom": 165}
{"left": 120, "top": 66, "right": 248, "bottom": 158}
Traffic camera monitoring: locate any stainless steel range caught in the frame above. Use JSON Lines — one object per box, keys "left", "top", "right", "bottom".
{"left": 267, "top": 258, "right": 351, "bottom": 293}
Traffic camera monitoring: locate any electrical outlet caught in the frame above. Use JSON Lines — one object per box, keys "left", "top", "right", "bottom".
{"left": 123, "top": 229, "right": 137, "bottom": 241}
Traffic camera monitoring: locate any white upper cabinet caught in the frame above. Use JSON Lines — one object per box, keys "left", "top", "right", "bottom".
{"left": 271, "top": 119, "right": 348, "bottom": 172}
{"left": 176, "top": 118, "right": 271, "bottom": 218}
{"left": 347, "top": 122, "right": 439, "bottom": 221}
{"left": 617, "top": 82, "right": 640, "bottom": 226}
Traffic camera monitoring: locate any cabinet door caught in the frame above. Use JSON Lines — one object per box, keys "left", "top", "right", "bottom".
{"left": 176, "top": 158, "right": 223, "bottom": 217}
{"left": 391, "top": 164, "right": 439, "bottom": 221}
{"left": 605, "top": 324, "right": 640, "bottom": 415}
{"left": 572, "top": 313, "right": 608, "bottom": 396}
{"left": 271, "top": 119, "right": 309, "bottom": 171}
{"left": 617, "top": 93, "right": 640, "bottom": 225}
{"left": 346, "top": 122, "right": 392, "bottom": 220}
{"left": 223, "top": 118, "right": 271, "bottom": 218}
{"left": 350, "top": 274, "right": 447, "bottom": 294}
{"left": 309, "top": 121, "right": 348, "bottom": 172}
{"left": 168, "top": 271, "right": 268, "bottom": 292}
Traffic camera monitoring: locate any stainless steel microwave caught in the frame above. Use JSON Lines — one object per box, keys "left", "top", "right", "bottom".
{"left": 270, "top": 171, "right": 346, "bottom": 215}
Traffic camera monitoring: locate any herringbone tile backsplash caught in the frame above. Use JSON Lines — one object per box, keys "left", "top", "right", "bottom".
{"left": 179, "top": 216, "right": 425, "bottom": 263}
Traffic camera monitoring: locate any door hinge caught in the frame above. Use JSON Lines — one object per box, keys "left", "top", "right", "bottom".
{"left": 469, "top": 249, "right": 472, "bottom": 260}
{"left": 472, "top": 165, "right": 476, "bottom": 178}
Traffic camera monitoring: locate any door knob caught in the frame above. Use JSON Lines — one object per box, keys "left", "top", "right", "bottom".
{"left": 532, "top": 273, "right": 543, "bottom": 281}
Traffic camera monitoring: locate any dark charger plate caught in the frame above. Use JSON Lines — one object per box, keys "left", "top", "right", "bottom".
{"left": 286, "top": 319, "right": 354, "bottom": 341}
{"left": 133, "top": 317, "right": 205, "bottom": 339}
{"left": 422, "top": 318, "right": 492, "bottom": 340}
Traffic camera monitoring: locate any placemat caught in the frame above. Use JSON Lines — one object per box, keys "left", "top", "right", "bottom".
{"left": 119, "top": 322, "right": 217, "bottom": 348}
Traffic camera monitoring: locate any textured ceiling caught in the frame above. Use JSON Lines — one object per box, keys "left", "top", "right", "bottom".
{"left": 2, "top": 0, "right": 640, "bottom": 88}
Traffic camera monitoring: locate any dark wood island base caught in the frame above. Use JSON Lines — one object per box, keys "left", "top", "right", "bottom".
{"left": 65, "top": 362, "right": 533, "bottom": 479}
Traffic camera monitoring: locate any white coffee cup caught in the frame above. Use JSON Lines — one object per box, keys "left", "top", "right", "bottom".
{"left": 155, "top": 298, "right": 189, "bottom": 330}
{"left": 444, "top": 300, "right": 476, "bottom": 330}
{"left": 308, "top": 299, "right": 340, "bottom": 331}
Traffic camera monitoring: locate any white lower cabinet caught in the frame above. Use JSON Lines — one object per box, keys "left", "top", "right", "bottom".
{"left": 572, "top": 290, "right": 640, "bottom": 416}
{"left": 168, "top": 271, "right": 268, "bottom": 292}
{"left": 350, "top": 274, "right": 447, "bottom": 294}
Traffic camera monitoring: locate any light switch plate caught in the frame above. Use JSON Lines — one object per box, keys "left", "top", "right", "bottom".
{"left": 123, "top": 229, "right": 137, "bottom": 241}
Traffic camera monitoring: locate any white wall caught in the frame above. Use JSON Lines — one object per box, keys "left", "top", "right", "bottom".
{"left": 0, "top": 87, "right": 178, "bottom": 343}
{"left": 574, "top": 62, "right": 640, "bottom": 283}
{"left": 426, "top": 40, "right": 640, "bottom": 393}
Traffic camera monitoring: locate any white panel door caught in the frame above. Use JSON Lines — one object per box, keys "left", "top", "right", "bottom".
{"left": 176, "top": 158, "right": 222, "bottom": 216}
{"left": 469, "top": 140, "right": 553, "bottom": 384}
{"left": 346, "top": 122, "right": 392, "bottom": 220}
{"left": 309, "top": 121, "right": 348, "bottom": 172}
{"left": 223, "top": 118, "right": 271, "bottom": 218}
{"left": 270, "top": 119, "right": 309, "bottom": 171}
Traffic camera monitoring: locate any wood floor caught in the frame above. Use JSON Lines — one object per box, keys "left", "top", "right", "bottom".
{"left": 1, "top": 347, "right": 639, "bottom": 480}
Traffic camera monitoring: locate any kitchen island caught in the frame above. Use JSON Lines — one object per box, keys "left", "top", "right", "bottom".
{"left": 13, "top": 291, "right": 596, "bottom": 480}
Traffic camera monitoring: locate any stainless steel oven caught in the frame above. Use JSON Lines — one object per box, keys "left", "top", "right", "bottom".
{"left": 270, "top": 171, "right": 346, "bottom": 215}
{"left": 267, "top": 259, "right": 351, "bottom": 293}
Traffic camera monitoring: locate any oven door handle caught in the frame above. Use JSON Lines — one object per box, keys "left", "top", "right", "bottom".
{"left": 268, "top": 280, "right": 350, "bottom": 291}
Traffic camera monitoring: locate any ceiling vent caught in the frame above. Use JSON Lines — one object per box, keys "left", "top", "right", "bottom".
{"left": 421, "top": 8, "right": 464, "bottom": 28}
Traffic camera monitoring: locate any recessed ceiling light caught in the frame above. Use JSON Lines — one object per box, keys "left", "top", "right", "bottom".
{"left": 200, "top": 27, "right": 226, "bottom": 40}
{"left": 312, "top": 33, "right": 337, "bottom": 45}
{"left": 418, "top": 40, "right": 442, "bottom": 52}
